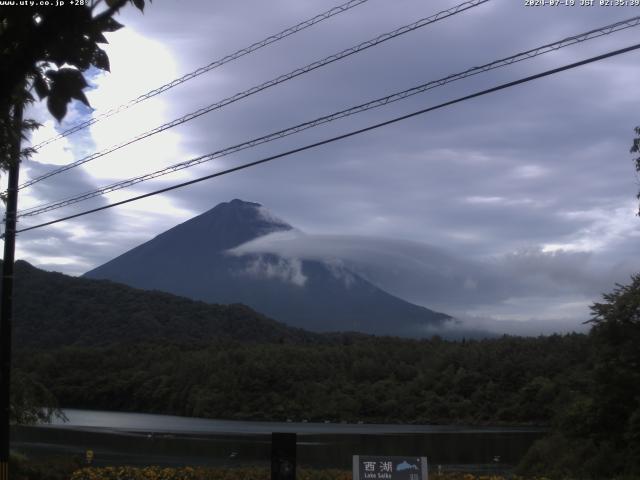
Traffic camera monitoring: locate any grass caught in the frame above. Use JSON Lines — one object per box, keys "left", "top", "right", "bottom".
{"left": 68, "top": 466, "right": 549, "bottom": 480}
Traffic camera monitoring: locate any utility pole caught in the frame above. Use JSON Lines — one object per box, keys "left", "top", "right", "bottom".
{"left": 0, "top": 102, "right": 23, "bottom": 480}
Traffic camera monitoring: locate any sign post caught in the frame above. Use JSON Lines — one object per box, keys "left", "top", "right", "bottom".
{"left": 271, "top": 432, "right": 296, "bottom": 480}
{"left": 353, "top": 456, "right": 428, "bottom": 480}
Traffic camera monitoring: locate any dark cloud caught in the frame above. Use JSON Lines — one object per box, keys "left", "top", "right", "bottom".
{"left": 10, "top": 0, "right": 640, "bottom": 332}
{"left": 228, "top": 231, "right": 636, "bottom": 317}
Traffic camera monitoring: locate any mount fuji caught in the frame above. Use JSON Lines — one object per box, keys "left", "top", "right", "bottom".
{"left": 84, "top": 199, "right": 451, "bottom": 336}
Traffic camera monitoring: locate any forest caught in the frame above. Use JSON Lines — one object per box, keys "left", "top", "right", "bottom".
{"left": 6, "top": 262, "right": 640, "bottom": 478}
{"left": 14, "top": 334, "right": 589, "bottom": 425}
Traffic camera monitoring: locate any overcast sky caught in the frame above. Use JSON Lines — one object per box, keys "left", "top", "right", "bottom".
{"left": 9, "top": 0, "right": 640, "bottom": 334}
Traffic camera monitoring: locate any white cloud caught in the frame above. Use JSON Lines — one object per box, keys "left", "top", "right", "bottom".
{"left": 256, "top": 205, "right": 290, "bottom": 228}
{"left": 226, "top": 230, "right": 638, "bottom": 331}
{"left": 546, "top": 201, "right": 639, "bottom": 252}
{"left": 237, "top": 255, "right": 307, "bottom": 287}
{"left": 511, "top": 164, "right": 548, "bottom": 180}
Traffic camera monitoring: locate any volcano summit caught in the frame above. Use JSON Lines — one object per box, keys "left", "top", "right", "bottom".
{"left": 85, "top": 199, "right": 451, "bottom": 336}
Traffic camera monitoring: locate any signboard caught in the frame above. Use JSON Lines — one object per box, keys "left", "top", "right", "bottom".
{"left": 271, "top": 432, "right": 296, "bottom": 480}
{"left": 353, "top": 456, "right": 428, "bottom": 480}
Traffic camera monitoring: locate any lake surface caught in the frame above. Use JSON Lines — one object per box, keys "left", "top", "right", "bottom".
{"left": 11, "top": 409, "right": 545, "bottom": 473}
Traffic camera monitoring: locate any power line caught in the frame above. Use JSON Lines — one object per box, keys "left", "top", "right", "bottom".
{"left": 17, "top": 15, "right": 640, "bottom": 219}
{"left": 19, "top": 0, "right": 489, "bottom": 191}
{"left": 12, "top": 42, "right": 640, "bottom": 237}
{"left": 31, "top": 0, "right": 373, "bottom": 151}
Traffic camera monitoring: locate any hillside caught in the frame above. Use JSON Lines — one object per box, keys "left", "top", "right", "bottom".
{"left": 0, "top": 258, "right": 601, "bottom": 427}
{"left": 8, "top": 260, "right": 324, "bottom": 348}
{"left": 5, "top": 259, "right": 593, "bottom": 426}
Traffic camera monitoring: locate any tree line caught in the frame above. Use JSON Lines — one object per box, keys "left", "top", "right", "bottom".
{"left": 14, "top": 334, "right": 590, "bottom": 426}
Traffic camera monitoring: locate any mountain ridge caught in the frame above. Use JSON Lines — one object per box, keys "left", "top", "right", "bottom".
{"left": 84, "top": 199, "right": 452, "bottom": 336}
{"left": 8, "top": 259, "right": 329, "bottom": 348}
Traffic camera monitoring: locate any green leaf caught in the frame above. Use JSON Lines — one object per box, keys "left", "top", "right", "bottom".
{"left": 71, "top": 43, "right": 94, "bottom": 71}
{"left": 22, "top": 119, "right": 41, "bottom": 131}
{"left": 46, "top": 68, "right": 91, "bottom": 119}
{"left": 93, "top": 31, "right": 109, "bottom": 44}
{"left": 71, "top": 90, "right": 90, "bottom": 107}
{"left": 33, "top": 74, "right": 49, "bottom": 100}
{"left": 131, "top": 0, "right": 145, "bottom": 11}
{"left": 47, "top": 95, "right": 67, "bottom": 122}
{"left": 99, "top": 16, "right": 124, "bottom": 33}
{"left": 93, "top": 47, "right": 110, "bottom": 72}
{"left": 54, "top": 68, "right": 88, "bottom": 93}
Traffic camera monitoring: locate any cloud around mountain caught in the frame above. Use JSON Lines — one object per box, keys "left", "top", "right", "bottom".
{"left": 84, "top": 199, "right": 451, "bottom": 337}
{"left": 229, "top": 229, "right": 631, "bottom": 334}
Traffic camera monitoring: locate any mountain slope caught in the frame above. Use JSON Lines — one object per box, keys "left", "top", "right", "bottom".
{"left": 8, "top": 260, "right": 323, "bottom": 348}
{"left": 85, "top": 199, "right": 451, "bottom": 336}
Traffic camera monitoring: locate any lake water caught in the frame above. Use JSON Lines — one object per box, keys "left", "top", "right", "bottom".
{"left": 11, "top": 409, "right": 545, "bottom": 473}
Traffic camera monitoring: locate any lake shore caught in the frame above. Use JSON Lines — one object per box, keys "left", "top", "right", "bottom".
{"left": 11, "top": 409, "right": 544, "bottom": 473}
